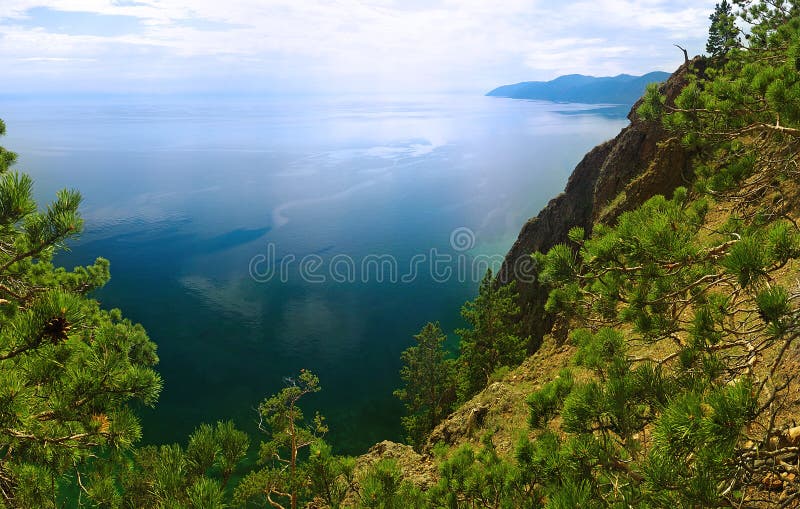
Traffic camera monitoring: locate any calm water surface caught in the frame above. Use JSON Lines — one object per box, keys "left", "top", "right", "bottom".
{"left": 0, "top": 94, "right": 627, "bottom": 453}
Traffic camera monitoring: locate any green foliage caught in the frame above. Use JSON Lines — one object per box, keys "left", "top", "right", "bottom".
{"left": 539, "top": 189, "right": 712, "bottom": 340}
{"left": 124, "top": 443, "right": 187, "bottom": 507}
{"left": 696, "top": 149, "right": 756, "bottom": 193}
{"left": 560, "top": 382, "right": 603, "bottom": 435}
{"left": 0, "top": 120, "right": 163, "bottom": 507}
{"left": 636, "top": 82, "right": 666, "bottom": 122}
{"left": 305, "top": 440, "right": 356, "bottom": 509}
{"left": 186, "top": 478, "right": 226, "bottom": 509}
{"left": 527, "top": 369, "right": 574, "bottom": 428}
{"left": 707, "top": 0, "right": 741, "bottom": 57}
{"left": 734, "top": 0, "right": 800, "bottom": 49}
{"left": 645, "top": 380, "right": 757, "bottom": 504}
{"left": 456, "top": 270, "right": 529, "bottom": 400}
{"left": 185, "top": 421, "right": 249, "bottom": 488}
{"left": 656, "top": 2, "right": 800, "bottom": 152}
{"left": 756, "top": 285, "right": 791, "bottom": 328}
{"left": 723, "top": 233, "right": 767, "bottom": 287}
{"left": 427, "top": 437, "right": 530, "bottom": 509}
{"left": 420, "top": 432, "right": 621, "bottom": 508}
{"left": 567, "top": 226, "right": 585, "bottom": 244}
{"left": 187, "top": 423, "right": 219, "bottom": 477}
{"left": 544, "top": 480, "right": 594, "bottom": 509}
{"left": 394, "top": 322, "right": 457, "bottom": 450}
{"left": 0, "top": 120, "right": 16, "bottom": 174}
{"left": 572, "top": 328, "right": 625, "bottom": 372}
{"left": 215, "top": 421, "right": 251, "bottom": 488}
{"left": 234, "top": 371, "right": 358, "bottom": 509}
{"left": 515, "top": 431, "right": 562, "bottom": 488}
{"left": 689, "top": 294, "right": 727, "bottom": 347}
{"left": 528, "top": 173, "right": 798, "bottom": 503}
{"left": 357, "top": 459, "right": 423, "bottom": 509}
{"left": 115, "top": 420, "right": 247, "bottom": 508}
{"left": 538, "top": 244, "right": 577, "bottom": 286}
{"left": 767, "top": 220, "right": 800, "bottom": 263}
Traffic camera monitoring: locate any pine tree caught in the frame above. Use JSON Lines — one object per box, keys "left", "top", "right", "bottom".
{"left": 117, "top": 420, "right": 248, "bottom": 508}
{"left": 305, "top": 440, "right": 356, "bottom": 509}
{"left": 235, "top": 370, "right": 330, "bottom": 509}
{"left": 356, "top": 458, "right": 424, "bottom": 509}
{"left": 0, "top": 120, "right": 163, "bottom": 507}
{"left": 732, "top": 0, "right": 800, "bottom": 49}
{"left": 394, "top": 322, "right": 457, "bottom": 450}
{"left": 456, "top": 270, "right": 528, "bottom": 400}
{"left": 706, "top": 0, "right": 741, "bottom": 57}
{"left": 427, "top": 437, "right": 520, "bottom": 508}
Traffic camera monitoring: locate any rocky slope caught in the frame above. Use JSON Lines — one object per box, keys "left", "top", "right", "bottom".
{"left": 497, "top": 57, "right": 705, "bottom": 346}
{"left": 351, "top": 334, "right": 575, "bottom": 492}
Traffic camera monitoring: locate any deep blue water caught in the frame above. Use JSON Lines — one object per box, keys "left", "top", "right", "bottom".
{"left": 0, "top": 95, "right": 627, "bottom": 453}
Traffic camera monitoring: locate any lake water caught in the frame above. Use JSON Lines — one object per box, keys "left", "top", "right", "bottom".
{"left": 0, "top": 94, "right": 627, "bottom": 453}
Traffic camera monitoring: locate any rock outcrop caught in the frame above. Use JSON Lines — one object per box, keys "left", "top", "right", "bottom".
{"left": 498, "top": 57, "right": 705, "bottom": 345}
{"left": 342, "top": 440, "right": 436, "bottom": 504}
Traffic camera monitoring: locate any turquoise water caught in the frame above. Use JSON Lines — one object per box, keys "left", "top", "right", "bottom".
{"left": 0, "top": 95, "right": 627, "bottom": 453}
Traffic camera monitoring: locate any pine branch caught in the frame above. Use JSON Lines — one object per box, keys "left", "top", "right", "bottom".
{"left": 266, "top": 492, "right": 288, "bottom": 509}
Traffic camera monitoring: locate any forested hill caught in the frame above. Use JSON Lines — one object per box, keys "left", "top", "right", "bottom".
{"left": 486, "top": 71, "right": 671, "bottom": 104}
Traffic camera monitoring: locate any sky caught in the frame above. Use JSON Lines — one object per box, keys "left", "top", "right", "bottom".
{"left": 0, "top": 0, "right": 715, "bottom": 95}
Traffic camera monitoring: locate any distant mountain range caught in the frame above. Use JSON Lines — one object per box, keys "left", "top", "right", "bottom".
{"left": 486, "top": 72, "right": 671, "bottom": 105}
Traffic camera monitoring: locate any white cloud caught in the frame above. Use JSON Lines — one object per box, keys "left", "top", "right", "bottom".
{"left": 0, "top": 0, "right": 715, "bottom": 94}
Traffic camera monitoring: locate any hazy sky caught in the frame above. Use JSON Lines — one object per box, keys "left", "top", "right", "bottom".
{"left": 0, "top": 1, "right": 714, "bottom": 95}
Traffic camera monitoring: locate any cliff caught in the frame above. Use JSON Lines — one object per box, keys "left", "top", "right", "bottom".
{"left": 497, "top": 57, "right": 705, "bottom": 346}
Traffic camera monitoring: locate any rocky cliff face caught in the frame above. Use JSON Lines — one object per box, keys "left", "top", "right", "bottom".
{"left": 498, "top": 57, "right": 705, "bottom": 345}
